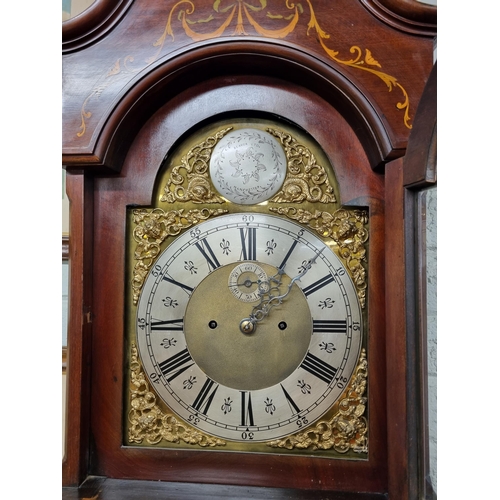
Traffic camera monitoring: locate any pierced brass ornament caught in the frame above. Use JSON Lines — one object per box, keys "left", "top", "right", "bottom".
{"left": 131, "top": 207, "right": 227, "bottom": 304}
{"left": 160, "top": 125, "right": 336, "bottom": 206}
{"left": 267, "top": 128, "right": 336, "bottom": 204}
{"left": 266, "top": 348, "right": 367, "bottom": 454}
{"left": 128, "top": 344, "right": 226, "bottom": 447}
{"left": 270, "top": 207, "right": 368, "bottom": 307}
{"left": 160, "top": 128, "right": 231, "bottom": 204}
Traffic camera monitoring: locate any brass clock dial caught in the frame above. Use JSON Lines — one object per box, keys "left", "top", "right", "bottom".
{"left": 136, "top": 213, "right": 363, "bottom": 443}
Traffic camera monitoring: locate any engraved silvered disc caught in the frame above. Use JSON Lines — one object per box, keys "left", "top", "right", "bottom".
{"left": 209, "top": 128, "right": 287, "bottom": 205}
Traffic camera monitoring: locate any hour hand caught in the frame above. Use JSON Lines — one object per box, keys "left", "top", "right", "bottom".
{"left": 239, "top": 249, "right": 324, "bottom": 334}
{"left": 289, "top": 248, "right": 325, "bottom": 285}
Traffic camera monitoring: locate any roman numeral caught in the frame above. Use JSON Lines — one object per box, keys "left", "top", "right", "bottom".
{"left": 240, "top": 227, "right": 257, "bottom": 261}
{"left": 302, "top": 274, "right": 335, "bottom": 297}
{"left": 278, "top": 239, "right": 299, "bottom": 270}
{"left": 312, "top": 319, "right": 347, "bottom": 334}
{"left": 194, "top": 238, "right": 221, "bottom": 271}
{"left": 192, "top": 378, "right": 219, "bottom": 415}
{"left": 158, "top": 348, "right": 194, "bottom": 383}
{"left": 240, "top": 391, "right": 255, "bottom": 426}
{"left": 150, "top": 318, "right": 184, "bottom": 331}
{"left": 281, "top": 384, "right": 301, "bottom": 414}
{"left": 300, "top": 352, "right": 338, "bottom": 384}
{"left": 162, "top": 275, "right": 194, "bottom": 293}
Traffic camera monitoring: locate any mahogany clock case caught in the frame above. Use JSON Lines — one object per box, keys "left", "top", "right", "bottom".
{"left": 83, "top": 81, "right": 386, "bottom": 493}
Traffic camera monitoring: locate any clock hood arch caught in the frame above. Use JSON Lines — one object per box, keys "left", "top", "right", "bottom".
{"left": 63, "top": 41, "right": 402, "bottom": 174}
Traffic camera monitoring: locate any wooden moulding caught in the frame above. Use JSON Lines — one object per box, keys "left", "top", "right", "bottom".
{"left": 62, "top": 0, "right": 135, "bottom": 53}
{"left": 62, "top": 43, "right": 400, "bottom": 173}
{"left": 62, "top": 173, "right": 94, "bottom": 487}
{"left": 402, "top": 63, "right": 437, "bottom": 499}
{"left": 360, "top": 0, "right": 437, "bottom": 35}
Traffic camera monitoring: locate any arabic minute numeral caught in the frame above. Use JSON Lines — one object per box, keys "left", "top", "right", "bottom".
{"left": 188, "top": 414, "right": 200, "bottom": 425}
{"left": 337, "top": 376, "right": 348, "bottom": 389}
{"left": 296, "top": 416, "right": 309, "bottom": 428}
{"left": 152, "top": 264, "right": 162, "bottom": 277}
{"left": 190, "top": 227, "right": 201, "bottom": 238}
{"left": 335, "top": 267, "right": 346, "bottom": 276}
{"left": 137, "top": 318, "right": 146, "bottom": 330}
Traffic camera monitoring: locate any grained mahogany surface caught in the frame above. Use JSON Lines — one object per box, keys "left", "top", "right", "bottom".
{"left": 63, "top": 476, "right": 388, "bottom": 500}
{"left": 62, "top": 0, "right": 435, "bottom": 171}
{"left": 85, "top": 79, "right": 387, "bottom": 493}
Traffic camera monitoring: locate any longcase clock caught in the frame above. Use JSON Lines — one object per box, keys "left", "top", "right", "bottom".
{"left": 62, "top": 1, "right": 436, "bottom": 498}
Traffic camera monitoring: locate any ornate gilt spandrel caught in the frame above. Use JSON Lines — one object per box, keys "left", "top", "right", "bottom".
{"left": 270, "top": 207, "right": 368, "bottom": 308}
{"left": 132, "top": 208, "right": 228, "bottom": 305}
{"left": 160, "top": 128, "right": 231, "bottom": 204}
{"left": 128, "top": 343, "right": 226, "bottom": 447}
{"left": 267, "top": 128, "right": 336, "bottom": 204}
{"left": 159, "top": 123, "right": 337, "bottom": 208}
{"left": 267, "top": 348, "right": 368, "bottom": 454}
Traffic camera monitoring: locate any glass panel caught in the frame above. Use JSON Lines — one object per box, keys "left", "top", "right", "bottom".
{"left": 62, "top": 0, "right": 96, "bottom": 22}
{"left": 425, "top": 186, "right": 437, "bottom": 494}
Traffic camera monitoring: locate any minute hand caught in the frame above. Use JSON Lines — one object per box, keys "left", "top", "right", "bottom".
{"left": 244, "top": 248, "right": 325, "bottom": 328}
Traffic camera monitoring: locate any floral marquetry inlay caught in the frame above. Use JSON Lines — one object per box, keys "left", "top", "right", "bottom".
{"left": 76, "top": 0, "right": 414, "bottom": 138}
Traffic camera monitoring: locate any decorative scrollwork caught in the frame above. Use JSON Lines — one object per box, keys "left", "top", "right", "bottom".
{"left": 160, "top": 128, "right": 231, "bottom": 204}
{"left": 131, "top": 208, "right": 227, "bottom": 304}
{"left": 269, "top": 207, "right": 368, "bottom": 307}
{"left": 304, "top": 0, "right": 412, "bottom": 128}
{"left": 128, "top": 343, "right": 226, "bottom": 447}
{"left": 76, "top": 1, "right": 413, "bottom": 138}
{"left": 267, "top": 348, "right": 367, "bottom": 454}
{"left": 267, "top": 128, "right": 336, "bottom": 204}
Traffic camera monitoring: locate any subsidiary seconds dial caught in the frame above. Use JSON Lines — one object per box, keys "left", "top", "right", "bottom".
{"left": 136, "top": 213, "right": 363, "bottom": 442}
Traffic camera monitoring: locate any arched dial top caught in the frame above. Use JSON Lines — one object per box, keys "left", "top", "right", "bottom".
{"left": 136, "top": 213, "right": 363, "bottom": 442}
